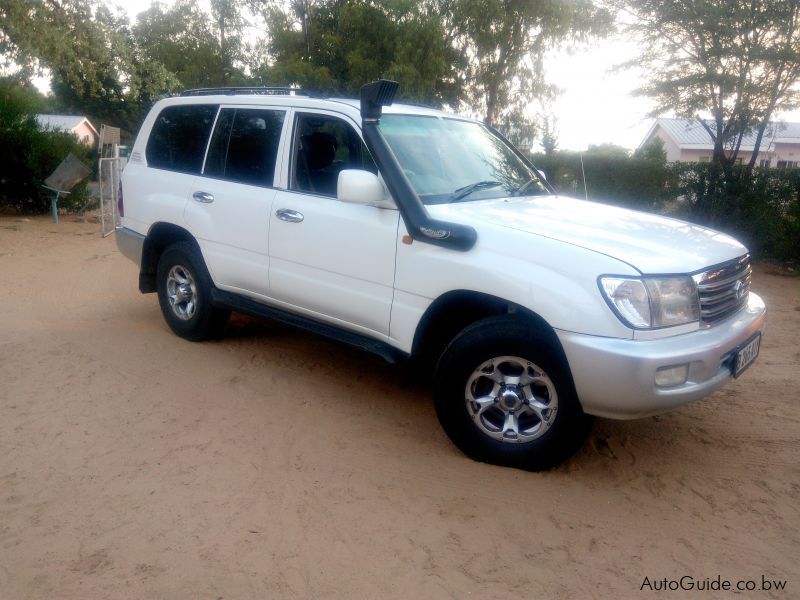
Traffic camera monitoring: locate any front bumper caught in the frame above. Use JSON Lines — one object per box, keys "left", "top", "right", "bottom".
{"left": 556, "top": 292, "right": 767, "bottom": 419}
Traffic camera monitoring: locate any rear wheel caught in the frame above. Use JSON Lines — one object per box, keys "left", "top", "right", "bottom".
{"left": 434, "top": 316, "right": 590, "bottom": 471}
{"left": 156, "top": 242, "right": 229, "bottom": 341}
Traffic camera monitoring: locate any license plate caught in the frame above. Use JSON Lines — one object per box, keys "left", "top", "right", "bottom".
{"left": 734, "top": 333, "right": 761, "bottom": 377}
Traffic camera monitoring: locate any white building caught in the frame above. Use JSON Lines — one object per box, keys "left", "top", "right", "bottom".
{"left": 36, "top": 114, "right": 99, "bottom": 148}
{"left": 640, "top": 118, "right": 800, "bottom": 167}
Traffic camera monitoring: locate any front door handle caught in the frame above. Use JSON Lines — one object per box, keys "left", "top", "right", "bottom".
{"left": 276, "top": 208, "right": 304, "bottom": 223}
{"left": 192, "top": 191, "right": 214, "bottom": 204}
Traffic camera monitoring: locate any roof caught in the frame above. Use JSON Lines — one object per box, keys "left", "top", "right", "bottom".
{"left": 36, "top": 114, "right": 99, "bottom": 137}
{"left": 153, "top": 93, "right": 455, "bottom": 121}
{"left": 642, "top": 117, "right": 800, "bottom": 150}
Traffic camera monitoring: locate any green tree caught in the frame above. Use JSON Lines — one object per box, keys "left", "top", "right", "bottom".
{"left": 440, "top": 0, "right": 612, "bottom": 127}
{"left": 252, "top": 0, "right": 462, "bottom": 106}
{"left": 584, "top": 143, "right": 631, "bottom": 158}
{"left": 617, "top": 0, "right": 800, "bottom": 170}
{"left": 133, "top": 0, "right": 244, "bottom": 91}
{"left": 0, "top": 0, "right": 177, "bottom": 130}
{"left": 210, "top": 0, "right": 247, "bottom": 84}
{"left": 539, "top": 114, "right": 559, "bottom": 155}
{"left": 0, "top": 76, "right": 44, "bottom": 128}
{"left": 634, "top": 136, "right": 666, "bottom": 162}
{"left": 2, "top": 0, "right": 124, "bottom": 124}
{"left": 0, "top": 76, "right": 93, "bottom": 213}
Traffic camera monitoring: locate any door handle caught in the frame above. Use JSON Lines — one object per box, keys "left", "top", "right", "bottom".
{"left": 276, "top": 208, "right": 304, "bottom": 223}
{"left": 192, "top": 191, "right": 214, "bottom": 203}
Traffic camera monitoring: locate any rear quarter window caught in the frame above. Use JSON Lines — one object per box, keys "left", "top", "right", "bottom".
{"left": 145, "top": 104, "right": 218, "bottom": 174}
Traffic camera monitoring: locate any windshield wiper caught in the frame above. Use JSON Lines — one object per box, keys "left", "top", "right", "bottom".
{"left": 449, "top": 180, "right": 502, "bottom": 203}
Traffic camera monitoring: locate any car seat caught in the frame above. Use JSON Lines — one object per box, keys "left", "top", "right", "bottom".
{"left": 299, "top": 132, "right": 339, "bottom": 195}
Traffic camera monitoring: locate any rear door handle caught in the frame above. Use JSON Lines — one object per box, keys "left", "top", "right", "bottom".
{"left": 276, "top": 208, "right": 304, "bottom": 223}
{"left": 192, "top": 191, "right": 214, "bottom": 203}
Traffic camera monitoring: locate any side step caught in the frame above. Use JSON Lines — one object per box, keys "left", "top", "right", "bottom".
{"left": 210, "top": 288, "right": 408, "bottom": 364}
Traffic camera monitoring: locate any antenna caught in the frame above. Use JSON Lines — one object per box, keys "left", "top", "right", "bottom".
{"left": 580, "top": 152, "right": 588, "bottom": 201}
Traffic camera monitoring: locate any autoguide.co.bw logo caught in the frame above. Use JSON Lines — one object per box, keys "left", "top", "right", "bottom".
{"left": 640, "top": 574, "right": 787, "bottom": 593}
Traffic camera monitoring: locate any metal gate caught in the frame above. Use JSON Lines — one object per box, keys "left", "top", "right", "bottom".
{"left": 98, "top": 157, "right": 121, "bottom": 237}
{"left": 98, "top": 124, "right": 122, "bottom": 237}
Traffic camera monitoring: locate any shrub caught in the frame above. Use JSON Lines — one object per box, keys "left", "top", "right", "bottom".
{"left": 670, "top": 163, "right": 800, "bottom": 262}
{"left": 0, "top": 79, "right": 94, "bottom": 214}
{"left": 531, "top": 144, "right": 674, "bottom": 211}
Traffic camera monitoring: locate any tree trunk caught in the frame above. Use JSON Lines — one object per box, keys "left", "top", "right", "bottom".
{"left": 747, "top": 76, "right": 783, "bottom": 171}
{"left": 485, "top": 84, "right": 497, "bottom": 127}
{"left": 484, "top": 39, "right": 508, "bottom": 127}
{"left": 748, "top": 120, "right": 770, "bottom": 170}
{"left": 219, "top": 16, "right": 228, "bottom": 83}
{"left": 300, "top": 0, "right": 311, "bottom": 61}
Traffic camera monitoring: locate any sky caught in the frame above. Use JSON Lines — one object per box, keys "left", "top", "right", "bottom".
{"left": 33, "top": 0, "right": 800, "bottom": 151}
{"left": 544, "top": 35, "right": 654, "bottom": 151}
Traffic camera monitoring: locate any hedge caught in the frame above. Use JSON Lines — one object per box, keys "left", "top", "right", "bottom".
{"left": 670, "top": 163, "right": 800, "bottom": 262}
{"left": 0, "top": 80, "right": 94, "bottom": 215}
{"left": 0, "top": 122, "right": 94, "bottom": 214}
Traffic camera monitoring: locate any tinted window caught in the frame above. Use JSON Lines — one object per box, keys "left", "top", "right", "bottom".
{"left": 291, "top": 114, "right": 376, "bottom": 197}
{"left": 145, "top": 104, "right": 218, "bottom": 174}
{"left": 203, "top": 109, "right": 234, "bottom": 177}
{"left": 204, "top": 108, "right": 285, "bottom": 187}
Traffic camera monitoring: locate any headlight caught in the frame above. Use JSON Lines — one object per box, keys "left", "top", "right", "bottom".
{"left": 644, "top": 277, "right": 700, "bottom": 327}
{"left": 600, "top": 278, "right": 650, "bottom": 327}
{"left": 600, "top": 276, "right": 699, "bottom": 329}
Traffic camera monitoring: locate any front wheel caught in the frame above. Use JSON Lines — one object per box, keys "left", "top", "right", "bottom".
{"left": 156, "top": 242, "right": 229, "bottom": 341}
{"left": 433, "top": 316, "right": 591, "bottom": 471}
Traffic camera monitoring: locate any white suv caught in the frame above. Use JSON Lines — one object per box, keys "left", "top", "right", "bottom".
{"left": 117, "top": 80, "right": 766, "bottom": 470}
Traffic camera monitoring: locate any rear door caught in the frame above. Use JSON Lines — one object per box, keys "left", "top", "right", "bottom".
{"left": 184, "top": 106, "right": 289, "bottom": 298}
{"left": 268, "top": 109, "right": 399, "bottom": 337}
{"left": 125, "top": 103, "right": 218, "bottom": 234}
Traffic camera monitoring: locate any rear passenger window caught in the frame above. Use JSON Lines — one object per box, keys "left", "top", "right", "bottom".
{"left": 145, "top": 104, "right": 218, "bottom": 173}
{"left": 204, "top": 108, "right": 285, "bottom": 187}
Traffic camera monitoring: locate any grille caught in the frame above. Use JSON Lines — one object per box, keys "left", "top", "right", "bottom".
{"left": 693, "top": 255, "right": 751, "bottom": 324}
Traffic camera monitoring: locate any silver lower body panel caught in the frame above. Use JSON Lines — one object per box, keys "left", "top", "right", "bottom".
{"left": 557, "top": 293, "right": 767, "bottom": 419}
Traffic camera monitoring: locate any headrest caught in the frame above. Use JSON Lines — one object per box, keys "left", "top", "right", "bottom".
{"left": 303, "top": 132, "right": 337, "bottom": 170}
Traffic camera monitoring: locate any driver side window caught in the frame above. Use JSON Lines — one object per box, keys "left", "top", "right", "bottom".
{"left": 290, "top": 113, "right": 376, "bottom": 197}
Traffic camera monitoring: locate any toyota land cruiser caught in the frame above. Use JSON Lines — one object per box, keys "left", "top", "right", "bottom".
{"left": 116, "top": 80, "right": 767, "bottom": 470}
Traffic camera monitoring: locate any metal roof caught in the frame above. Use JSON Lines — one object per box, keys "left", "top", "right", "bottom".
{"left": 651, "top": 117, "right": 800, "bottom": 149}
{"left": 36, "top": 114, "right": 98, "bottom": 136}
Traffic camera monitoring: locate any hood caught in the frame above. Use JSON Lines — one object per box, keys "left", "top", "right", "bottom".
{"left": 429, "top": 195, "right": 747, "bottom": 274}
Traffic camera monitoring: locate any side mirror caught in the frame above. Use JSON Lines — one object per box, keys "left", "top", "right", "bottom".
{"left": 337, "top": 169, "right": 389, "bottom": 206}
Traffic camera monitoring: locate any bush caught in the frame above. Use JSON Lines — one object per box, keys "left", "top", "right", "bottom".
{"left": 531, "top": 144, "right": 673, "bottom": 211}
{"left": 670, "top": 163, "right": 800, "bottom": 262}
{"left": 0, "top": 79, "right": 94, "bottom": 214}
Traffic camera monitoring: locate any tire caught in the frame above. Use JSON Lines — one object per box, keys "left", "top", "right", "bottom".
{"left": 156, "top": 241, "right": 230, "bottom": 341}
{"left": 433, "top": 315, "right": 591, "bottom": 471}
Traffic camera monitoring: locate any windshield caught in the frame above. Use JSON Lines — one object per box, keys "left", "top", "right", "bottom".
{"left": 379, "top": 114, "right": 548, "bottom": 204}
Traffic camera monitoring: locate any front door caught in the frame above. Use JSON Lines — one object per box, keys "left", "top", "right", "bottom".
{"left": 268, "top": 110, "right": 399, "bottom": 338}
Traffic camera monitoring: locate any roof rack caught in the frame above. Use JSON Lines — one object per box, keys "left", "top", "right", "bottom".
{"left": 180, "top": 87, "right": 308, "bottom": 97}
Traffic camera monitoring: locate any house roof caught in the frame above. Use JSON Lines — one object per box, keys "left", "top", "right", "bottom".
{"left": 772, "top": 122, "right": 800, "bottom": 141}
{"left": 36, "top": 114, "right": 99, "bottom": 137}
{"left": 642, "top": 117, "right": 800, "bottom": 150}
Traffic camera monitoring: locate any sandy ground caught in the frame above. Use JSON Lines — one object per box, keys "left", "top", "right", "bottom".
{"left": 0, "top": 215, "right": 798, "bottom": 599}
